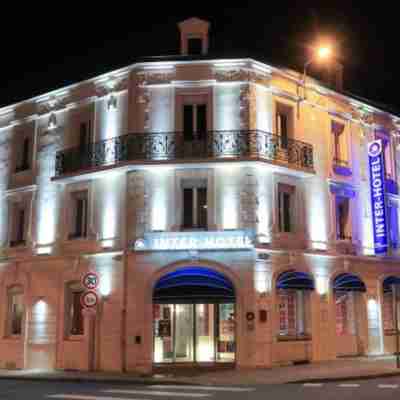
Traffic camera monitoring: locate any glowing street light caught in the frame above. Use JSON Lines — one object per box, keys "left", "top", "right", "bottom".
{"left": 302, "top": 43, "right": 333, "bottom": 99}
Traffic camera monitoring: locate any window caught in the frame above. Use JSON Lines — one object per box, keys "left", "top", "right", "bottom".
{"left": 335, "top": 292, "right": 356, "bottom": 335}
{"left": 66, "top": 283, "right": 84, "bottom": 336}
{"left": 10, "top": 202, "right": 27, "bottom": 247}
{"left": 278, "top": 290, "right": 310, "bottom": 338}
{"left": 79, "top": 121, "right": 91, "bottom": 152}
{"left": 187, "top": 37, "right": 203, "bottom": 55}
{"left": 331, "top": 121, "right": 347, "bottom": 166}
{"left": 7, "top": 287, "right": 24, "bottom": 336}
{"left": 69, "top": 191, "right": 88, "bottom": 239}
{"left": 278, "top": 183, "right": 295, "bottom": 233}
{"left": 276, "top": 103, "right": 293, "bottom": 149}
{"left": 15, "top": 137, "right": 31, "bottom": 173}
{"left": 183, "top": 104, "right": 207, "bottom": 141}
{"left": 182, "top": 181, "right": 207, "bottom": 229}
{"left": 336, "top": 196, "right": 351, "bottom": 240}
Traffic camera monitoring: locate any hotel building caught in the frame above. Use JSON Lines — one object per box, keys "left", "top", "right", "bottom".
{"left": 0, "top": 18, "right": 400, "bottom": 372}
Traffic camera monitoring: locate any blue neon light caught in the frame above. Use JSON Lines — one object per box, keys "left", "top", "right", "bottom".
{"left": 368, "top": 140, "right": 388, "bottom": 254}
{"left": 276, "top": 270, "right": 314, "bottom": 290}
{"left": 333, "top": 273, "right": 366, "bottom": 292}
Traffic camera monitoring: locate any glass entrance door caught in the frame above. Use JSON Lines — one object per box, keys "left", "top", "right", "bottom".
{"left": 153, "top": 303, "right": 235, "bottom": 363}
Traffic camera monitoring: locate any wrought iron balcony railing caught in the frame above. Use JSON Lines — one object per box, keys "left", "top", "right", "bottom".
{"left": 55, "top": 130, "right": 314, "bottom": 177}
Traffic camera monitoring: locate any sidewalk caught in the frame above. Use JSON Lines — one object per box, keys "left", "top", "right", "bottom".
{"left": 0, "top": 356, "right": 400, "bottom": 385}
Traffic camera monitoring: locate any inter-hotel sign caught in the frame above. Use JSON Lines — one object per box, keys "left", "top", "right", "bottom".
{"left": 368, "top": 139, "right": 388, "bottom": 254}
{"left": 133, "top": 230, "right": 255, "bottom": 251}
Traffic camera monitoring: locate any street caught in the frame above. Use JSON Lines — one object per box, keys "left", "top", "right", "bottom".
{"left": 1, "top": 378, "right": 400, "bottom": 400}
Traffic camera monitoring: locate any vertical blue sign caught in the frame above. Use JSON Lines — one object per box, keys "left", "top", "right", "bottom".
{"left": 368, "top": 140, "right": 388, "bottom": 254}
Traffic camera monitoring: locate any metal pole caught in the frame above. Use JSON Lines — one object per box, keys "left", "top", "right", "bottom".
{"left": 393, "top": 284, "right": 400, "bottom": 368}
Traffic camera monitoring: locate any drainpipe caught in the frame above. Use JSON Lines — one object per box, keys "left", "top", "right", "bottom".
{"left": 122, "top": 249, "right": 128, "bottom": 372}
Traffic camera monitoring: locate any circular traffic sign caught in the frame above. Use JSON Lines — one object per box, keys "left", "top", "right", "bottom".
{"left": 81, "top": 290, "right": 98, "bottom": 308}
{"left": 82, "top": 272, "right": 99, "bottom": 290}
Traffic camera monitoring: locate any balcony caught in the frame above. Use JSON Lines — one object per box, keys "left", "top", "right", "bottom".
{"left": 54, "top": 130, "right": 314, "bottom": 178}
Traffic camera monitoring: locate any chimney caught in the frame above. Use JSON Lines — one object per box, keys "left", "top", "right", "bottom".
{"left": 321, "top": 61, "right": 344, "bottom": 92}
{"left": 178, "top": 17, "right": 210, "bottom": 56}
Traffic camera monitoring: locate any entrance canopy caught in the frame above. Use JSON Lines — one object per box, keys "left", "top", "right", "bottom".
{"left": 276, "top": 270, "right": 314, "bottom": 290}
{"left": 333, "top": 273, "right": 366, "bottom": 292}
{"left": 383, "top": 276, "right": 400, "bottom": 293}
{"left": 153, "top": 266, "right": 235, "bottom": 304}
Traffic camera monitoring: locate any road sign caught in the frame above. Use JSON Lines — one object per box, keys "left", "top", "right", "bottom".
{"left": 82, "top": 272, "right": 99, "bottom": 290}
{"left": 81, "top": 290, "right": 98, "bottom": 308}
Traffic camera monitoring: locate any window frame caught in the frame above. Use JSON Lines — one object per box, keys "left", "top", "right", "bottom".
{"left": 6, "top": 286, "right": 24, "bottom": 338}
{"left": 65, "top": 282, "right": 85, "bottom": 339}
{"left": 8, "top": 199, "right": 29, "bottom": 248}
{"left": 277, "top": 183, "right": 296, "bottom": 234}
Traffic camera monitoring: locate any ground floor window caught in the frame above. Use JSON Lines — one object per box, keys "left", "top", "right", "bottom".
{"left": 153, "top": 303, "right": 235, "bottom": 363}
{"left": 7, "top": 286, "right": 24, "bottom": 336}
{"left": 335, "top": 291, "right": 356, "bottom": 335}
{"left": 277, "top": 289, "right": 310, "bottom": 339}
{"left": 382, "top": 277, "right": 400, "bottom": 335}
{"left": 276, "top": 270, "right": 314, "bottom": 340}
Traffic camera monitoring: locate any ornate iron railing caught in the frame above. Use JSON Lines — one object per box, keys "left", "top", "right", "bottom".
{"left": 55, "top": 130, "right": 314, "bottom": 177}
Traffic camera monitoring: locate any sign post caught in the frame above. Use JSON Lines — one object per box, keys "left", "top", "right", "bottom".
{"left": 368, "top": 140, "right": 388, "bottom": 255}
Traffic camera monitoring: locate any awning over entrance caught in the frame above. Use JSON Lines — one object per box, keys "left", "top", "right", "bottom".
{"left": 333, "top": 273, "right": 366, "bottom": 292}
{"left": 383, "top": 276, "right": 400, "bottom": 293}
{"left": 153, "top": 267, "right": 235, "bottom": 304}
{"left": 276, "top": 270, "right": 314, "bottom": 290}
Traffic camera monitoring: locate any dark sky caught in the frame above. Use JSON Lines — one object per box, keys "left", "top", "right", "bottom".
{"left": 1, "top": 3, "right": 398, "bottom": 112}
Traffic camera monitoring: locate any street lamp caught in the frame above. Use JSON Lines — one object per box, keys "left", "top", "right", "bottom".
{"left": 301, "top": 44, "right": 332, "bottom": 100}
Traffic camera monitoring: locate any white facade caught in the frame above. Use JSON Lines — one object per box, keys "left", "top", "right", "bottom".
{"left": 0, "top": 18, "right": 400, "bottom": 372}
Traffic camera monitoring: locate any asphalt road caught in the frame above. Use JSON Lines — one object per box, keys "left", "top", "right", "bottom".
{"left": 1, "top": 378, "right": 400, "bottom": 399}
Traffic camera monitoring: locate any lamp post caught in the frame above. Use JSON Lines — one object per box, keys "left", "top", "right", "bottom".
{"left": 301, "top": 45, "right": 332, "bottom": 100}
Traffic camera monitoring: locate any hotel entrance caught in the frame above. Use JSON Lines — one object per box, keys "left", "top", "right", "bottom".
{"left": 153, "top": 267, "right": 236, "bottom": 364}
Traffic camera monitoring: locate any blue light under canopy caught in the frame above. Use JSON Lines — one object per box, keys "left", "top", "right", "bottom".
{"left": 153, "top": 266, "right": 235, "bottom": 304}
{"left": 383, "top": 276, "right": 400, "bottom": 293}
{"left": 333, "top": 273, "right": 366, "bottom": 292}
{"left": 276, "top": 270, "right": 314, "bottom": 290}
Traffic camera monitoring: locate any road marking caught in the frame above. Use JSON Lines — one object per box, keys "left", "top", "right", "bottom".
{"left": 303, "top": 383, "right": 324, "bottom": 387}
{"left": 103, "top": 389, "right": 211, "bottom": 398}
{"left": 338, "top": 384, "right": 360, "bottom": 388}
{"left": 149, "top": 385, "right": 255, "bottom": 392}
{"left": 48, "top": 396, "right": 148, "bottom": 400}
{"left": 378, "top": 384, "right": 399, "bottom": 389}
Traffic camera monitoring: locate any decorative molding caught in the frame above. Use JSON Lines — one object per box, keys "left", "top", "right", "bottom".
{"left": 137, "top": 71, "right": 176, "bottom": 86}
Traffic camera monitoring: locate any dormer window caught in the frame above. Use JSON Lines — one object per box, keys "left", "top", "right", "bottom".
{"left": 188, "top": 37, "right": 203, "bottom": 55}
{"left": 178, "top": 18, "right": 210, "bottom": 56}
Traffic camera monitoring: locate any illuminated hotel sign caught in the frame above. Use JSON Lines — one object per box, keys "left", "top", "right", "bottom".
{"left": 368, "top": 140, "right": 388, "bottom": 254}
{"left": 133, "top": 230, "right": 255, "bottom": 251}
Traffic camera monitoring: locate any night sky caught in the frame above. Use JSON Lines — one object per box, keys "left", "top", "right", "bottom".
{"left": 1, "top": 4, "right": 398, "bottom": 113}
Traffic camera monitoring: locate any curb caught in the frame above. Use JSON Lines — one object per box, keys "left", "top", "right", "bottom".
{"left": 288, "top": 371, "right": 400, "bottom": 384}
{"left": 0, "top": 375, "right": 194, "bottom": 386}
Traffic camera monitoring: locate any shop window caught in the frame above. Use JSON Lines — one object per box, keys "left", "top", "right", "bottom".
{"left": 9, "top": 202, "right": 28, "bottom": 247}
{"left": 66, "top": 283, "right": 84, "bottom": 336}
{"left": 68, "top": 191, "right": 88, "bottom": 239}
{"left": 335, "top": 292, "right": 356, "bottom": 335}
{"left": 335, "top": 196, "right": 351, "bottom": 240}
{"left": 183, "top": 103, "right": 207, "bottom": 141}
{"left": 278, "top": 290, "right": 310, "bottom": 339}
{"left": 278, "top": 183, "right": 295, "bottom": 233}
{"left": 276, "top": 102, "right": 293, "bottom": 149}
{"left": 182, "top": 180, "right": 207, "bottom": 230}
{"left": 7, "top": 286, "right": 24, "bottom": 336}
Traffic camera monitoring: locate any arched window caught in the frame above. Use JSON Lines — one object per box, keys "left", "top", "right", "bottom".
{"left": 276, "top": 270, "right": 314, "bottom": 340}
{"left": 333, "top": 273, "right": 366, "bottom": 336}
{"left": 382, "top": 276, "right": 400, "bottom": 335}
{"left": 7, "top": 286, "right": 24, "bottom": 336}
